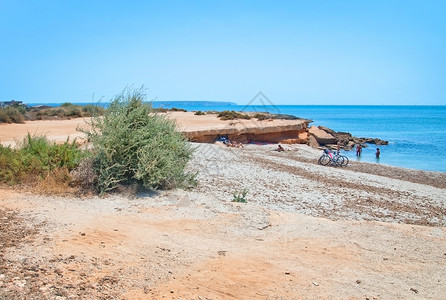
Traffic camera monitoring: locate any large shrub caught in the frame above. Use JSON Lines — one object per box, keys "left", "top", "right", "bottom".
{"left": 82, "top": 88, "right": 194, "bottom": 193}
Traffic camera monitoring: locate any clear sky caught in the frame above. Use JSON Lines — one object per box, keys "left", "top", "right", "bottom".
{"left": 1, "top": 0, "right": 445, "bottom": 105}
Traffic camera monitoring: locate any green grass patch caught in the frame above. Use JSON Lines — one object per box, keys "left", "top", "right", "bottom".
{"left": 0, "top": 134, "right": 86, "bottom": 187}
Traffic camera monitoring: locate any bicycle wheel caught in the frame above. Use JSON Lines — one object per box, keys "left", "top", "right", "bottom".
{"left": 330, "top": 156, "right": 341, "bottom": 167}
{"left": 318, "top": 154, "right": 331, "bottom": 166}
{"left": 340, "top": 155, "right": 349, "bottom": 167}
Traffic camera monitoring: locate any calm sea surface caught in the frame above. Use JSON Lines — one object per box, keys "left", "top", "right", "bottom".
{"left": 33, "top": 102, "right": 446, "bottom": 173}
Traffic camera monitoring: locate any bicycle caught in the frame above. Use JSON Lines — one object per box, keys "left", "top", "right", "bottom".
{"left": 318, "top": 149, "right": 349, "bottom": 167}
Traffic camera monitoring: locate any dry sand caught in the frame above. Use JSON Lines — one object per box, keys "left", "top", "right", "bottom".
{"left": 0, "top": 118, "right": 89, "bottom": 147}
{"left": 1, "top": 117, "right": 446, "bottom": 299}
{"left": 0, "top": 112, "right": 306, "bottom": 147}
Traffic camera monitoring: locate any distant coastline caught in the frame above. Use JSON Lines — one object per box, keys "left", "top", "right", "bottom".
{"left": 25, "top": 100, "right": 238, "bottom": 108}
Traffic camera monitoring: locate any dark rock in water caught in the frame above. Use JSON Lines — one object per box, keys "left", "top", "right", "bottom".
{"left": 311, "top": 126, "right": 388, "bottom": 150}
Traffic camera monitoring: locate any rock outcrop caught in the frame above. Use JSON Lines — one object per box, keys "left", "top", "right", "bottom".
{"left": 170, "top": 111, "right": 388, "bottom": 150}
{"left": 308, "top": 126, "right": 337, "bottom": 145}
{"left": 183, "top": 123, "right": 309, "bottom": 144}
{"left": 311, "top": 125, "right": 388, "bottom": 150}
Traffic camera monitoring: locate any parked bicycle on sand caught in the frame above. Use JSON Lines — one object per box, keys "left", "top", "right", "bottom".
{"left": 318, "top": 149, "right": 349, "bottom": 167}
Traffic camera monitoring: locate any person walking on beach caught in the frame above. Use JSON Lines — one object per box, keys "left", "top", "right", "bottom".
{"left": 375, "top": 148, "right": 380, "bottom": 159}
{"left": 356, "top": 144, "right": 362, "bottom": 156}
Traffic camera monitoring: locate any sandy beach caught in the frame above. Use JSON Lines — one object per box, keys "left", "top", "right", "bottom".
{"left": 1, "top": 117, "right": 445, "bottom": 299}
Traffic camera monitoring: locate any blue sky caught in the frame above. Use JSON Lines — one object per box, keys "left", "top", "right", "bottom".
{"left": 1, "top": 0, "right": 445, "bottom": 105}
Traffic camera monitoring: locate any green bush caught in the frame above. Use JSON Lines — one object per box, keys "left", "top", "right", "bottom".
{"left": 0, "top": 134, "right": 86, "bottom": 186}
{"left": 194, "top": 111, "right": 206, "bottom": 115}
{"left": 82, "top": 88, "right": 195, "bottom": 194}
{"left": 60, "top": 102, "right": 74, "bottom": 107}
{"left": 170, "top": 107, "right": 187, "bottom": 112}
{"left": 0, "top": 106, "right": 25, "bottom": 123}
{"left": 33, "top": 103, "right": 97, "bottom": 119}
{"left": 254, "top": 113, "right": 269, "bottom": 121}
{"left": 217, "top": 110, "right": 251, "bottom": 120}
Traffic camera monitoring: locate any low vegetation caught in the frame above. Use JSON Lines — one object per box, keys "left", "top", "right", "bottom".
{"left": 253, "top": 113, "right": 270, "bottom": 121}
{"left": 153, "top": 107, "right": 187, "bottom": 113}
{"left": 0, "top": 105, "right": 25, "bottom": 123}
{"left": 217, "top": 110, "right": 251, "bottom": 120}
{"left": 30, "top": 103, "right": 105, "bottom": 120}
{"left": 0, "top": 134, "right": 86, "bottom": 192}
{"left": 232, "top": 188, "right": 248, "bottom": 203}
{"left": 0, "top": 103, "right": 105, "bottom": 124}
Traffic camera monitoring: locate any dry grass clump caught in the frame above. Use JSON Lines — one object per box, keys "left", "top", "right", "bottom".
{"left": 36, "top": 168, "right": 78, "bottom": 195}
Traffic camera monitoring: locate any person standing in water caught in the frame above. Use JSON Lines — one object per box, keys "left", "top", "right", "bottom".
{"left": 376, "top": 148, "right": 380, "bottom": 159}
{"left": 356, "top": 144, "right": 362, "bottom": 156}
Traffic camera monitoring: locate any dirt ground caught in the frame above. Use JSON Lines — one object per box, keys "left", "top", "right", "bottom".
{"left": 0, "top": 141, "right": 445, "bottom": 299}
{"left": 0, "top": 118, "right": 445, "bottom": 299}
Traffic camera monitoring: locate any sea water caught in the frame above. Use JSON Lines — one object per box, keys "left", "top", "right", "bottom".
{"left": 30, "top": 102, "right": 446, "bottom": 173}
{"left": 151, "top": 102, "right": 446, "bottom": 173}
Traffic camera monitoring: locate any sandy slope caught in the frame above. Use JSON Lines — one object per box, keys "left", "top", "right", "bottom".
{"left": 1, "top": 142, "right": 445, "bottom": 299}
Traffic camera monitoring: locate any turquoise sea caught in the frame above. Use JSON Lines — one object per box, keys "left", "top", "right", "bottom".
{"left": 31, "top": 102, "right": 446, "bottom": 173}
{"left": 151, "top": 102, "right": 446, "bottom": 173}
